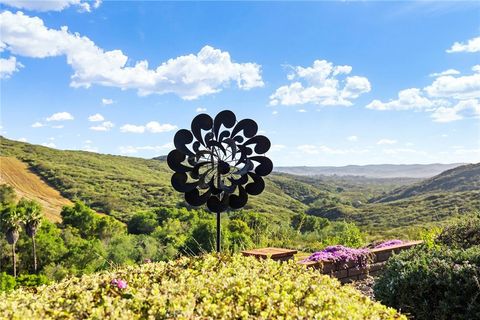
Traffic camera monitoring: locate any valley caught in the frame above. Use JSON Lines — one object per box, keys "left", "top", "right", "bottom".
{"left": 1, "top": 136, "right": 478, "bottom": 238}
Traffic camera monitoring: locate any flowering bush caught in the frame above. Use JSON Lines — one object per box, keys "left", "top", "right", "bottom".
{"left": 303, "top": 245, "right": 372, "bottom": 269}
{"left": 374, "top": 245, "right": 480, "bottom": 320}
{"left": 373, "top": 240, "right": 404, "bottom": 249}
{"left": 0, "top": 254, "right": 404, "bottom": 319}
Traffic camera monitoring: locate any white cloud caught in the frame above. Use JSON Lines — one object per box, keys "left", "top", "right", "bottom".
{"left": 270, "top": 59, "right": 371, "bottom": 107}
{"left": 46, "top": 112, "right": 74, "bottom": 121}
{"left": 446, "top": 36, "right": 480, "bottom": 53}
{"left": 118, "top": 143, "right": 173, "bottom": 155}
{"left": 82, "top": 145, "right": 98, "bottom": 152}
{"left": 88, "top": 113, "right": 104, "bottom": 122}
{"left": 120, "top": 124, "right": 145, "bottom": 134}
{"left": 270, "top": 144, "right": 286, "bottom": 152}
{"left": 377, "top": 139, "right": 397, "bottom": 145}
{"left": 17, "top": 137, "right": 27, "bottom": 142}
{"left": 0, "top": 56, "right": 23, "bottom": 78}
{"left": 347, "top": 135, "right": 358, "bottom": 142}
{"left": 0, "top": 11, "right": 263, "bottom": 99}
{"left": 90, "top": 121, "right": 114, "bottom": 131}
{"left": 51, "top": 124, "right": 64, "bottom": 129}
{"left": 272, "top": 110, "right": 278, "bottom": 115}
{"left": 0, "top": 0, "right": 102, "bottom": 12}
{"left": 366, "top": 88, "right": 436, "bottom": 111}
{"left": 41, "top": 142, "right": 56, "bottom": 148}
{"left": 120, "top": 121, "right": 177, "bottom": 134}
{"left": 145, "top": 121, "right": 177, "bottom": 133}
{"left": 196, "top": 107, "right": 207, "bottom": 113}
{"left": 424, "top": 67, "right": 480, "bottom": 100}
{"left": 431, "top": 99, "right": 480, "bottom": 123}
{"left": 101, "top": 98, "right": 114, "bottom": 105}
{"left": 429, "top": 69, "right": 460, "bottom": 77}
{"left": 366, "top": 66, "right": 480, "bottom": 123}
{"left": 84, "top": 139, "right": 92, "bottom": 144}
{"left": 31, "top": 121, "right": 44, "bottom": 128}
{"left": 297, "top": 109, "right": 307, "bottom": 113}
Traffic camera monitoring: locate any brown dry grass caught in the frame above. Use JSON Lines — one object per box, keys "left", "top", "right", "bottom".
{"left": 0, "top": 156, "right": 71, "bottom": 222}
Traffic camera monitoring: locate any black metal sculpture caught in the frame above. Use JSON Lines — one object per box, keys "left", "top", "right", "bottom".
{"left": 167, "top": 110, "right": 272, "bottom": 252}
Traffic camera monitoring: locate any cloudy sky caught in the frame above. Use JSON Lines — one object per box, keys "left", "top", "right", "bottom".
{"left": 1, "top": 1, "right": 479, "bottom": 166}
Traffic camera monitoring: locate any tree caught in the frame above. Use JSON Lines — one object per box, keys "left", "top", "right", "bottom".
{"left": 61, "top": 201, "right": 98, "bottom": 238}
{"left": 127, "top": 212, "right": 158, "bottom": 235}
{"left": 18, "top": 199, "right": 42, "bottom": 272}
{"left": 96, "top": 216, "right": 126, "bottom": 242}
{"left": 1, "top": 205, "right": 24, "bottom": 277}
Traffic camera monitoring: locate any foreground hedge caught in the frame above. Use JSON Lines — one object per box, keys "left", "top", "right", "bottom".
{"left": 374, "top": 245, "right": 480, "bottom": 320}
{"left": 0, "top": 254, "right": 404, "bottom": 319}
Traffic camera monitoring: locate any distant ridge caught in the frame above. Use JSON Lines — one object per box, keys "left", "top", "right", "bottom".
{"left": 371, "top": 162, "right": 480, "bottom": 203}
{"left": 274, "top": 163, "right": 466, "bottom": 179}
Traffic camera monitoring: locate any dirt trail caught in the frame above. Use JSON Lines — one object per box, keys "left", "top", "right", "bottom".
{"left": 0, "top": 157, "right": 71, "bottom": 222}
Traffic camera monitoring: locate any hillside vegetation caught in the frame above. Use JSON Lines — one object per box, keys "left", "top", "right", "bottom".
{"left": 0, "top": 157, "right": 70, "bottom": 222}
{"left": 0, "top": 137, "right": 306, "bottom": 222}
{"left": 371, "top": 163, "right": 480, "bottom": 203}
{"left": 0, "top": 254, "right": 405, "bottom": 319}
{"left": 1, "top": 137, "right": 478, "bottom": 237}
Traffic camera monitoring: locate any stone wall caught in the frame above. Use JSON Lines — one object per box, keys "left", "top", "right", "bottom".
{"left": 299, "top": 241, "right": 423, "bottom": 283}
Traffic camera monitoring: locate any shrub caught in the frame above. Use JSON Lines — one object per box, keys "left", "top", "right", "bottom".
{"left": 0, "top": 272, "right": 16, "bottom": 292}
{"left": 15, "top": 274, "right": 49, "bottom": 288}
{"left": 127, "top": 211, "right": 158, "bottom": 235}
{"left": 374, "top": 245, "right": 480, "bottom": 320}
{"left": 0, "top": 254, "right": 405, "bottom": 319}
{"left": 436, "top": 214, "right": 480, "bottom": 249}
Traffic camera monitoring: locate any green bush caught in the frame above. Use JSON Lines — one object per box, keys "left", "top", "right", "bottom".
{"left": 374, "top": 245, "right": 480, "bottom": 320}
{"left": 0, "top": 272, "right": 16, "bottom": 292}
{"left": 15, "top": 274, "right": 49, "bottom": 288}
{"left": 127, "top": 211, "right": 158, "bottom": 235}
{"left": 0, "top": 254, "right": 404, "bottom": 319}
{"left": 436, "top": 214, "right": 480, "bottom": 249}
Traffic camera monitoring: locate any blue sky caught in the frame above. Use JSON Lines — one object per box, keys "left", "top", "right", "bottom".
{"left": 1, "top": 1, "right": 479, "bottom": 166}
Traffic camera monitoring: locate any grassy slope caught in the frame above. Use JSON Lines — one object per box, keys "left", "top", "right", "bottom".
{"left": 2, "top": 137, "right": 477, "bottom": 237}
{"left": 0, "top": 157, "right": 71, "bottom": 222}
{"left": 0, "top": 137, "right": 306, "bottom": 222}
{"left": 371, "top": 163, "right": 480, "bottom": 203}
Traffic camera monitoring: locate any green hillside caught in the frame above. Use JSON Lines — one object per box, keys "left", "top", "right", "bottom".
{"left": 371, "top": 163, "right": 480, "bottom": 203}
{"left": 0, "top": 137, "right": 307, "bottom": 222}
{"left": 2, "top": 136, "right": 477, "bottom": 237}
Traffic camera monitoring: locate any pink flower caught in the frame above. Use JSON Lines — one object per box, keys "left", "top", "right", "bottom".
{"left": 144, "top": 258, "right": 152, "bottom": 263}
{"left": 374, "top": 239, "right": 404, "bottom": 249}
{"left": 117, "top": 280, "right": 127, "bottom": 289}
{"left": 111, "top": 278, "right": 127, "bottom": 289}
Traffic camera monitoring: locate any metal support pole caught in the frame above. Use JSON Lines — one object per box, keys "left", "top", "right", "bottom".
{"left": 216, "top": 211, "right": 221, "bottom": 253}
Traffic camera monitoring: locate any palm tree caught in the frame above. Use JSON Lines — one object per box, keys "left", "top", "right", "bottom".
{"left": 18, "top": 199, "right": 42, "bottom": 273}
{"left": 1, "top": 205, "right": 24, "bottom": 277}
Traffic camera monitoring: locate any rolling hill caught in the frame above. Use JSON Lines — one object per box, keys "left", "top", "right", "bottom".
{"left": 1, "top": 136, "right": 477, "bottom": 237}
{"left": 275, "top": 163, "right": 465, "bottom": 178}
{"left": 0, "top": 137, "right": 308, "bottom": 222}
{"left": 371, "top": 163, "right": 480, "bottom": 203}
